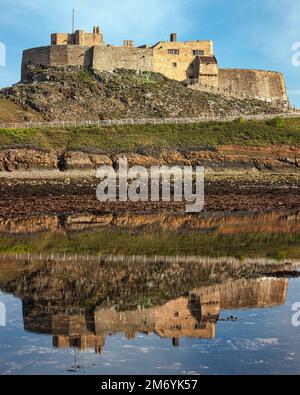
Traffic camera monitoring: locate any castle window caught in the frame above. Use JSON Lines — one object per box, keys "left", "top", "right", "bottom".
{"left": 168, "top": 49, "right": 180, "bottom": 55}
{"left": 172, "top": 62, "right": 177, "bottom": 68}
{"left": 200, "top": 74, "right": 218, "bottom": 77}
{"left": 193, "top": 50, "right": 205, "bottom": 56}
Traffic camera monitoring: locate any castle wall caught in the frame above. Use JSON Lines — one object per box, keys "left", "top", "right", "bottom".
{"left": 152, "top": 41, "right": 213, "bottom": 82}
{"left": 51, "top": 33, "right": 73, "bottom": 45}
{"left": 48, "top": 46, "right": 93, "bottom": 67}
{"left": 92, "top": 46, "right": 153, "bottom": 72}
{"left": 83, "top": 33, "right": 104, "bottom": 46}
{"left": 21, "top": 43, "right": 288, "bottom": 104}
{"left": 193, "top": 278, "right": 288, "bottom": 312}
{"left": 22, "top": 46, "right": 93, "bottom": 80}
{"left": 197, "top": 58, "right": 219, "bottom": 87}
{"left": 219, "top": 68, "right": 288, "bottom": 102}
{"left": 94, "top": 307, "right": 155, "bottom": 335}
{"left": 22, "top": 46, "right": 51, "bottom": 79}
{"left": 154, "top": 297, "right": 216, "bottom": 339}
{"left": 219, "top": 278, "right": 288, "bottom": 309}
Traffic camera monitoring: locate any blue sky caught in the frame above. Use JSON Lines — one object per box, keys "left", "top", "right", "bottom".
{"left": 0, "top": 0, "right": 300, "bottom": 106}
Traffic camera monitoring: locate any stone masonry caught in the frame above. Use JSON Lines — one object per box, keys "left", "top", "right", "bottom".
{"left": 21, "top": 26, "right": 288, "bottom": 103}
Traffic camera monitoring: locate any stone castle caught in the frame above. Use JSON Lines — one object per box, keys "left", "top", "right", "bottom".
{"left": 21, "top": 26, "right": 288, "bottom": 104}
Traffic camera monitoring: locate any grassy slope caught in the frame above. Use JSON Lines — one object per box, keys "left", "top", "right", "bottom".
{"left": 0, "top": 98, "right": 40, "bottom": 123}
{"left": 0, "top": 117, "right": 300, "bottom": 153}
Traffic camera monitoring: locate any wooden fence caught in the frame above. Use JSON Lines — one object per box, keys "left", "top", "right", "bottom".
{"left": 0, "top": 252, "right": 299, "bottom": 268}
{"left": 1, "top": 112, "right": 300, "bottom": 130}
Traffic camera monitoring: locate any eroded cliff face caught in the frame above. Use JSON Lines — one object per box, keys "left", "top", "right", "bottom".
{"left": 1, "top": 145, "right": 300, "bottom": 173}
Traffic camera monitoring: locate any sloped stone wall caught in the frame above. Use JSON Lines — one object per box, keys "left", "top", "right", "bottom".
{"left": 219, "top": 68, "right": 287, "bottom": 102}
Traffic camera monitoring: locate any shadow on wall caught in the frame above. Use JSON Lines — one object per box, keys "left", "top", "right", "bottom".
{"left": 186, "top": 57, "right": 199, "bottom": 80}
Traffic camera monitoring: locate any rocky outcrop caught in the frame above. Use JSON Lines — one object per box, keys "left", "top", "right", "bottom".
{"left": 1, "top": 144, "right": 300, "bottom": 173}
{"left": 0, "top": 149, "right": 112, "bottom": 172}
{"left": 0, "top": 149, "right": 57, "bottom": 172}
{"left": 0, "top": 66, "right": 285, "bottom": 122}
{"left": 60, "top": 151, "right": 112, "bottom": 171}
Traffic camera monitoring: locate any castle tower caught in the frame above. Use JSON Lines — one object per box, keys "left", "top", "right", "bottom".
{"left": 51, "top": 27, "right": 104, "bottom": 46}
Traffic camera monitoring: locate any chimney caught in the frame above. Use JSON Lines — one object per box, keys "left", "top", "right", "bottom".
{"left": 123, "top": 40, "right": 134, "bottom": 48}
{"left": 170, "top": 33, "right": 177, "bottom": 42}
{"left": 93, "top": 26, "right": 100, "bottom": 34}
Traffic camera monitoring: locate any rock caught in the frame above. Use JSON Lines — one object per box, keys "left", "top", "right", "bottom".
{"left": 62, "top": 151, "right": 112, "bottom": 170}
{"left": 0, "top": 65, "right": 283, "bottom": 122}
{"left": 89, "top": 154, "right": 113, "bottom": 168}
{"left": 0, "top": 149, "right": 57, "bottom": 172}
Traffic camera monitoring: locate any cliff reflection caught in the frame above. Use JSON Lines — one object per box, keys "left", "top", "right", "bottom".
{"left": 1, "top": 210, "right": 300, "bottom": 259}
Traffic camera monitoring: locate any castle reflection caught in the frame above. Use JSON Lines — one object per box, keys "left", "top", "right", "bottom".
{"left": 18, "top": 277, "right": 287, "bottom": 353}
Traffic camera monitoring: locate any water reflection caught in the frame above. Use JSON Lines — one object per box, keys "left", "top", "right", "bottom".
{"left": 0, "top": 256, "right": 292, "bottom": 354}
{"left": 51, "top": 278, "right": 288, "bottom": 353}
{"left": 0, "top": 210, "right": 300, "bottom": 259}
{"left": 1, "top": 210, "right": 300, "bottom": 235}
{"left": 0, "top": 210, "right": 300, "bottom": 374}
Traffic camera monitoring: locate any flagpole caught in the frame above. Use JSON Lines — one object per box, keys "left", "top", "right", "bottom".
{"left": 72, "top": 8, "right": 75, "bottom": 34}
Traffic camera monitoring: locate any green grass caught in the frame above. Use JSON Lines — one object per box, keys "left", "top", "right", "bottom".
{"left": 1, "top": 228, "right": 300, "bottom": 259}
{"left": 0, "top": 117, "right": 300, "bottom": 153}
{"left": 266, "top": 116, "right": 286, "bottom": 129}
{"left": 132, "top": 71, "right": 157, "bottom": 85}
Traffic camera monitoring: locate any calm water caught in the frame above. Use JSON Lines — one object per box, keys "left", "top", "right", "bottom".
{"left": 0, "top": 210, "right": 300, "bottom": 375}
